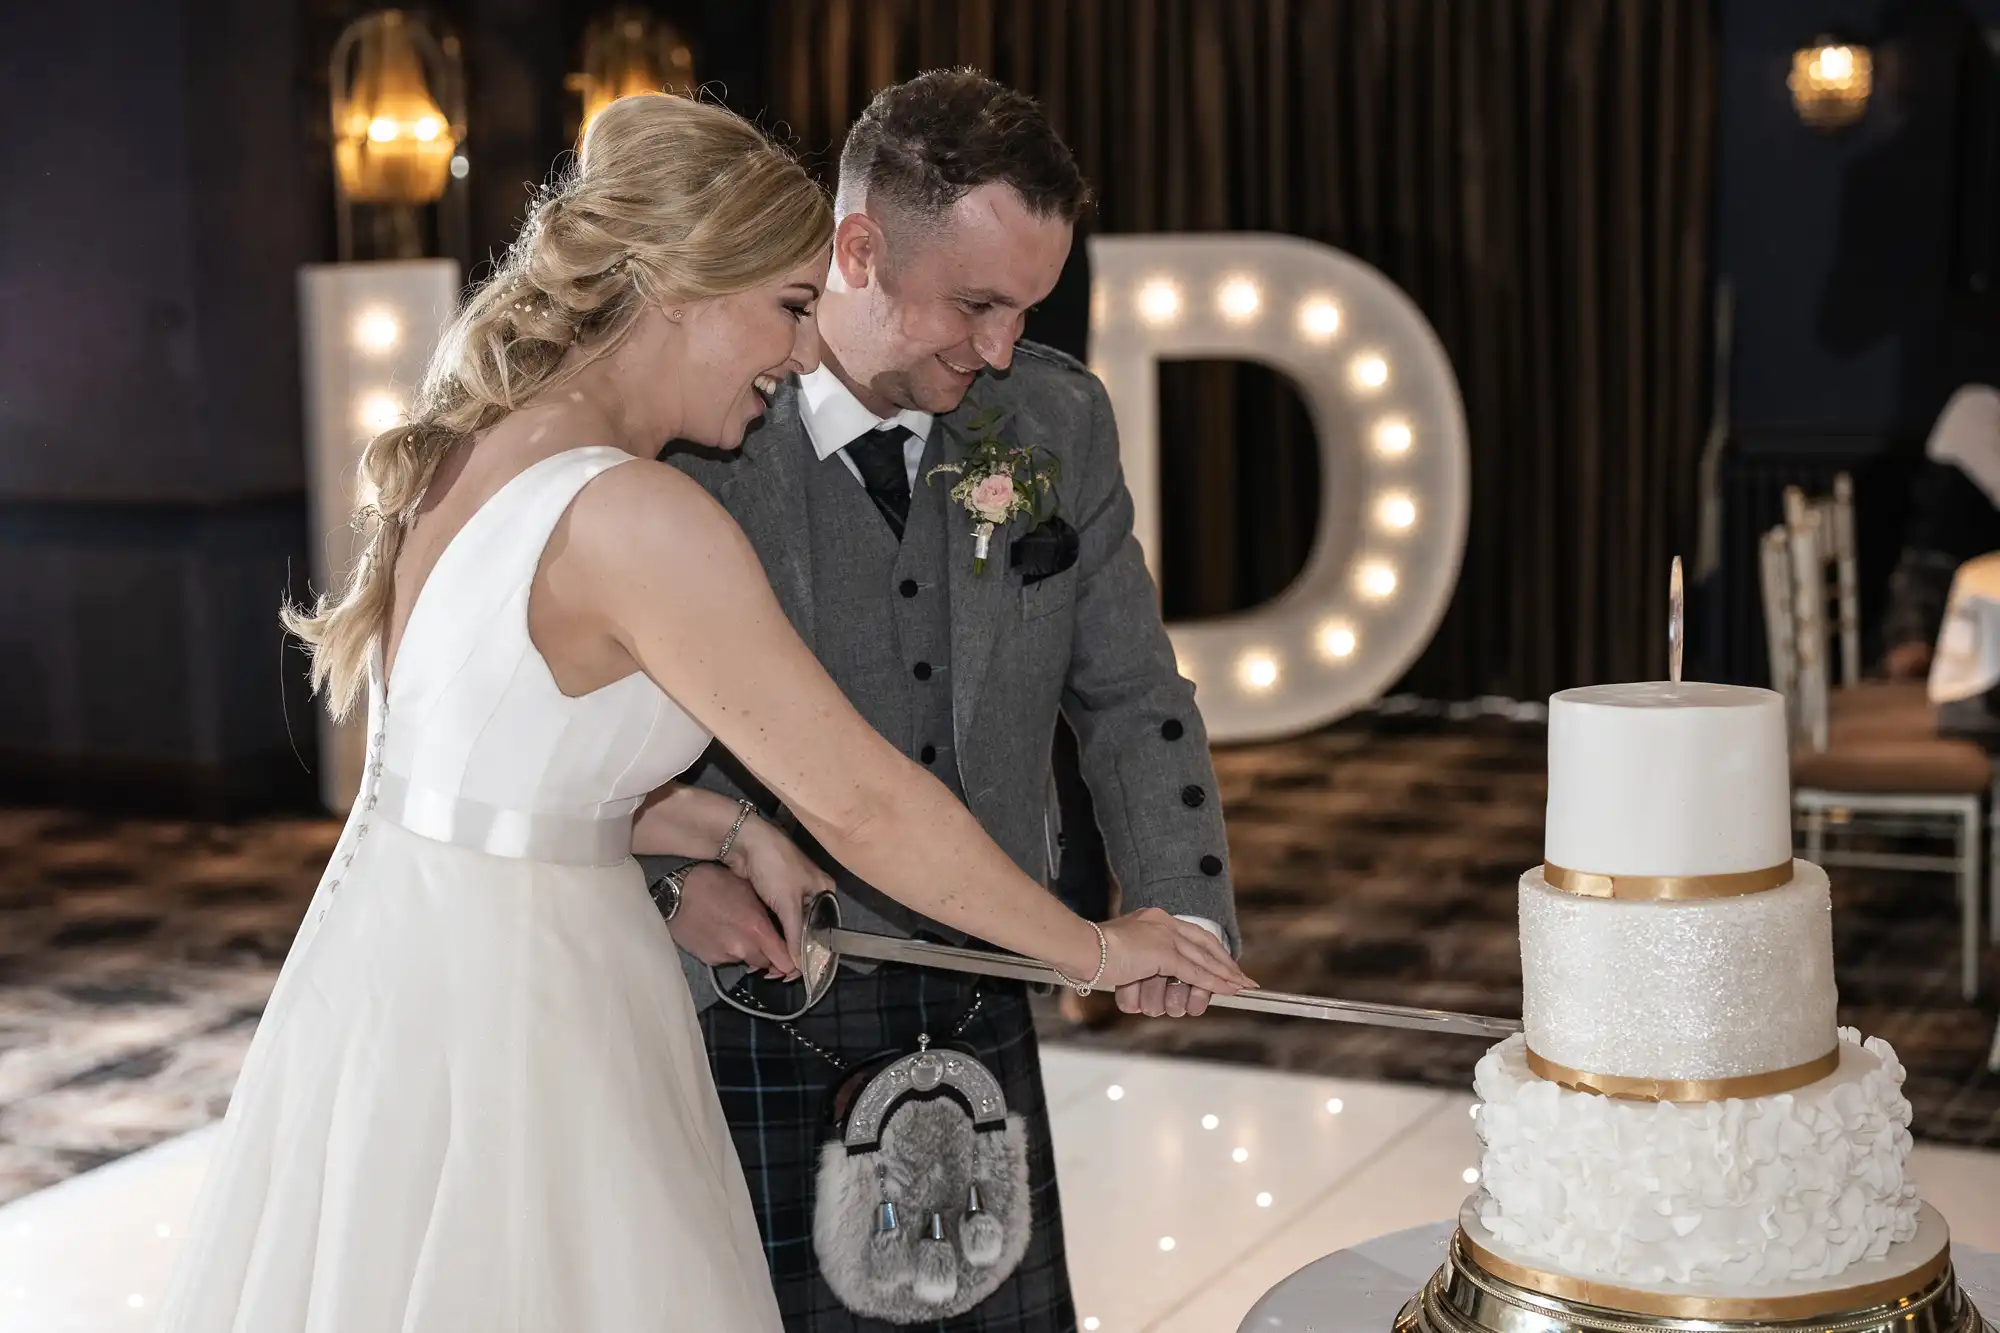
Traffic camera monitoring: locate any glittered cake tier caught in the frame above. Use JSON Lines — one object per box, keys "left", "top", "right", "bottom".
{"left": 1519, "top": 862, "right": 1838, "bottom": 1083}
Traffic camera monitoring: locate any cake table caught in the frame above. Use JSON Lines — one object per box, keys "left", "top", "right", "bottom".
{"left": 1239, "top": 1223, "right": 2000, "bottom": 1333}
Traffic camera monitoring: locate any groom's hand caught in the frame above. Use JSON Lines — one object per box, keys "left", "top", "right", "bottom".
{"left": 668, "top": 862, "right": 797, "bottom": 979}
{"left": 1116, "top": 977, "right": 1213, "bottom": 1018}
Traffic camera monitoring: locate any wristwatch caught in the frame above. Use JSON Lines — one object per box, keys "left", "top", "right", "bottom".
{"left": 649, "top": 864, "right": 693, "bottom": 922}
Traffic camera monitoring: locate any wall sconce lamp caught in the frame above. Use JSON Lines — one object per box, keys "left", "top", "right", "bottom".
{"left": 1789, "top": 37, "right": 1873, "bottom": 131}
{"left": 567, "top": 8, "right": 696, "bottom": 135}
{"left": 329, "top": 10, "right": 467, "bottom": 260}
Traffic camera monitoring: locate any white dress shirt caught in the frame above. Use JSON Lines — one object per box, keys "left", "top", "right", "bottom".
{"left": 797, "top": 364, "right": 935, "bottom": 488}
{"left": 790, "top": 367, "right": 1229, "bottom": 955}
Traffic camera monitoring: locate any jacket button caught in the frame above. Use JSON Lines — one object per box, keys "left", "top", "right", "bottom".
{"left": 1200, "top": 854, "right": 1223, "bottom": 876}
{"left": 900, "top": 579, "right": 920, "bottom": 598}
{"left": 920, "top": 744, "right": 937, "bottom": 764}
{"left": 1161, "top": 719, "right": 1185, "bottom": 741}
{"left": 1182, "top": 785, "right": 1205, "bottom": 808}
{"left": 913, "top": 662, "right": 933, "bottom": 681}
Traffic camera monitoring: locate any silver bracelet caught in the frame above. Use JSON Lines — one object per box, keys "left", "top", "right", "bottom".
{"left": 1053, "top": 921, "right": 1108, "bottom": 997}
{"left": 715, "top": 799, "right": 758, "bottom": 864}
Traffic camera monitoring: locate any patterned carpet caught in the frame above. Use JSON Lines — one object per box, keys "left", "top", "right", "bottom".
{"left": 0, "top": 811, "right": 338, "bottom": 1204}
{"left": 3, "top": 715, "right": 1998, "bottom": 1206}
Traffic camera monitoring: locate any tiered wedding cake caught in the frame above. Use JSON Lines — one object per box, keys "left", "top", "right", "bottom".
{"left": 1419, "top": 681, "right": 1981, "bottom": 1331}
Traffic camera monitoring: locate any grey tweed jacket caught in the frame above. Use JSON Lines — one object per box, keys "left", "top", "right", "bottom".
{"left": 641, "top": 340, "right": 1238, "bottom": 1007}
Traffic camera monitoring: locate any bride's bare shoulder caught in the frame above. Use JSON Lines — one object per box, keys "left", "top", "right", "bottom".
{"left": 567, "top": 456, "right": 757, "bottom": 572}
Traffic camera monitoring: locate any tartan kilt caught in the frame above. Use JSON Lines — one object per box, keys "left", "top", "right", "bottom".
{"left": 700, "top": 961, "right": 1077, "bottom": 1333}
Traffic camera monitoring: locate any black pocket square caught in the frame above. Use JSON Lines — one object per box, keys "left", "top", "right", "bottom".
{"left": 1011, "top": 516, "right": 1079, "bottom": 585}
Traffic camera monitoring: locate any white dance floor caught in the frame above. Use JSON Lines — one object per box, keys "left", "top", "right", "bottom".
{"left": 6, "top": 1047, "right": 1998, "bottom": 1333}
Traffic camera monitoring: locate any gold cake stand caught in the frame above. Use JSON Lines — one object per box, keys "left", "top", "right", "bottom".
{"left": 1395, "top": 1223, "right": 1992, "bottom": 1333}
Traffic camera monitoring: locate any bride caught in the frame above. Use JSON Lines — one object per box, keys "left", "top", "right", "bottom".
{"left": 154, "top": 94, "right": 1251, "bottom": 1330}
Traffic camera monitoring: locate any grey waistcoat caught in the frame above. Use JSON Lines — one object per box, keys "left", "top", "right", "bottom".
{"left": 645, "top": 350, "right": 1241, "bottom": 1014}
{"left": 797, "top": 436, "right": 970, "bottom": 951}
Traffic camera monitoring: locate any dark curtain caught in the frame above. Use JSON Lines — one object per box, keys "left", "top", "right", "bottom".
{"left": 765, "top": 0, "right": 1717, "bottom": 700}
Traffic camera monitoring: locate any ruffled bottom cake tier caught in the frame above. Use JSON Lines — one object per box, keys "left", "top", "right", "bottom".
{"left": 1473, "top": 1029, "right": 1920, "bottom": 1287}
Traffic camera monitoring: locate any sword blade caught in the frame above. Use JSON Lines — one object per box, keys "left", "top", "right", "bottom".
{"left": 824, "top": 928, "right": 1521, "bottom": 1040}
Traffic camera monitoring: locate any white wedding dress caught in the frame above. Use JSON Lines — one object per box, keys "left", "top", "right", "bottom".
{"left": 157, "top": 447, "right": 783, "bottom": 1331}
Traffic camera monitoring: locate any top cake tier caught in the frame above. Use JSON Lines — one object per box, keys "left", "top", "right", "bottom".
{"left": 1546, "top": 682, "right": 1791, "bottom": 879}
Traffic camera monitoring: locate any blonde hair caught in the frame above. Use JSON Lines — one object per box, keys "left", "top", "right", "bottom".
{"left": 286, "top": 94, "right": 832, "bottom": 720}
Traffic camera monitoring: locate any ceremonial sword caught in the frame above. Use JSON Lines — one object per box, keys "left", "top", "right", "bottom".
{"left": 711, "top": 891, "right": 1522, "bottom": 1040}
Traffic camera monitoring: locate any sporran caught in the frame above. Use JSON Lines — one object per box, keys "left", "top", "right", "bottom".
{"left": 716, "top": 967, "right": 1034, "bottom": 1323}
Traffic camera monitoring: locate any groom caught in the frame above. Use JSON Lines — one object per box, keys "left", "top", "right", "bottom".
{"left": 643, "top": 70, "right": 1239, "bottom": 1330}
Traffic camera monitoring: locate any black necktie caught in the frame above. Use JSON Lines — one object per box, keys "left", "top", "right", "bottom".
{"left": 847, "top": 425, "right": 914, "bottom": 540}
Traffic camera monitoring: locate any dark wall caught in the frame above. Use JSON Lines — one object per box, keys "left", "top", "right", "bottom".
{"left": 1710, "top": 0, "right": 2000, "bottom": 681}
{"left": 1721, "top": 0, "right": 2000, "bottom": 435}
{"left": 0, "top": 0, "right": 763, "bottom": 814}
{"left": 0, "top": 2, "right": 326, "bottom": 813}
{"left": 0, "top": 3, "right": 306, "bottom": 501}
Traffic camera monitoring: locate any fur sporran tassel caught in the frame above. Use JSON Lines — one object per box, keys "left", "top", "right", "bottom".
{"left": 960, "top": 1182, "right": 1005, "bottom": 1267}
{"left": 913, "top": 1214, "right": 960, "bottom": 1304}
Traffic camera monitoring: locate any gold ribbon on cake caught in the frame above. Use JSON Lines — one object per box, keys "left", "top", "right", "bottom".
{"left": 1524, "top": 1046, "right": 1842, "bottom": 1102}
{"left": 1541, "top": 860, "right": 1792, "bottom": 901}
{"left": 1453, "top": 1224, "right": 1957, "bottom": 1322}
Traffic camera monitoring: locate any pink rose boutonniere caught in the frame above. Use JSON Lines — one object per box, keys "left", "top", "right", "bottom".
{"left": 925, "top": 404, "right": 1062, "bottom": 574}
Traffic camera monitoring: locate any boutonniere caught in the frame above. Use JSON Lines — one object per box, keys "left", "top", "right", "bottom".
{"left": 925, "top": 404, "right": 1062, "bottom": 575}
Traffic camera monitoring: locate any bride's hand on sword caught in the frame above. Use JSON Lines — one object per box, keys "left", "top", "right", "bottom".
{"left": 1086, "top": 907, "right": 1255, "bottom": 997}
{"left": 726, "top": 814, "right": 833, "bottom": 975}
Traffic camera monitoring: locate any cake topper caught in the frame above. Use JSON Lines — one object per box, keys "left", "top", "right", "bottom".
{"left": 1668, "top": 556, "right": 1684, "bottom": 684}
